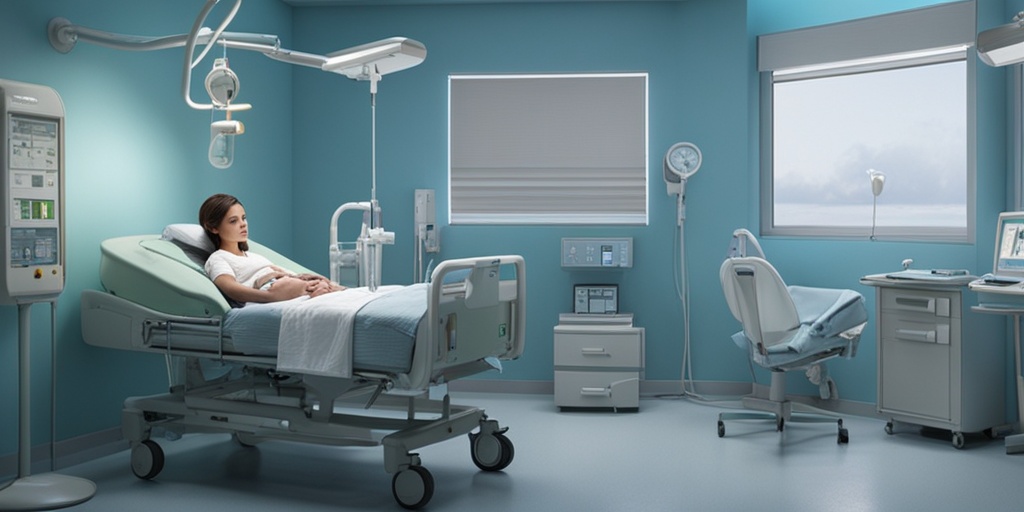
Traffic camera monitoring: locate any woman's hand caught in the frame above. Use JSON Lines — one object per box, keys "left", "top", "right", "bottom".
{"left": 305, "top": 277, "right": 345, "bottom": 297}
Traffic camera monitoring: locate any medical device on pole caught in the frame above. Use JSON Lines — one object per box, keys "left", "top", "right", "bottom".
{"left": 663, "top": 141, "right": 702, "bottom": 398}
{"left": 0, "top": 78, "right": 96, "bottom": 510}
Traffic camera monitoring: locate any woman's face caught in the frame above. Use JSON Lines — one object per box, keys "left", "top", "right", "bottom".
{"left": 213, "top": 203, "right": 248, "bottom": 249}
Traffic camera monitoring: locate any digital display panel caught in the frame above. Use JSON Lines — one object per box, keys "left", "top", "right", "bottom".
{"left": 996, "top": 216, "right": 1024, "bottom": 275}
{"left": 15, "top": 198, "right": 55, "bottom": 220}
{"left": 8, "top": 115, "right": 59, "bottom": 171}
{"left": 9, "top": 227, "right": 58, "bottom": 267}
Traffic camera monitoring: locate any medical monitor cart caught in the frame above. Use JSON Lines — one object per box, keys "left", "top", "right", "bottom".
{"left": 0, "top": 79, "right": 95, "bottom": 509}
{"left": 555, "top": 238, "right": 644, "bottom": 411}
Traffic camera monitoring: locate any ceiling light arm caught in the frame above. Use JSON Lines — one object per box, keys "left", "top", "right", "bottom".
{"left": 48, "top": 17, "right": 281, "bottom": 55}
{"left": 47, "top": 16, "right": 424, "bottom": 78}
{"left": 49, "top": 18, "right": 324, "bottom": 69}
{"left": 182, "top": 0, "right": 246, "bottom": 111}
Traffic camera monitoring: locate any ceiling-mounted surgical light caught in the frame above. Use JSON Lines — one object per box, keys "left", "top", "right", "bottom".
{"left": 205, "top": 58, "right": 240, "bottom": 108}
{"left": 321, "top": 37, "right": 427, "bottom": 79}
{"left": 46, "top": 0, "right": 427, "bottom": 171}
{"left": 978, "top": 12, "right": 1024, "bottom": 67}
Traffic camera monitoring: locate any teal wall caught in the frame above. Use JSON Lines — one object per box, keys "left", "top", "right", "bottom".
{"left": 0, "top": 0, "right": 1017, "bottom": 461}
{"left": 0, "top": 0, "right": 294, "bottom": 459}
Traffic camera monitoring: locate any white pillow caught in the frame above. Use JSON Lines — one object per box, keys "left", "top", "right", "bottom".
{"left": 161, "top": 223, "right": 215, "bottom": 255}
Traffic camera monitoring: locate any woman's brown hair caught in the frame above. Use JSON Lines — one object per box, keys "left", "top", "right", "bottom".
{"left": 199, "top": 193, "right": 249, "bottom": 252}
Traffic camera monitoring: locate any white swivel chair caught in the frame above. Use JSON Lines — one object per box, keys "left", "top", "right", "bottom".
{"left": 718, "top": 229, "right": 867, "bottom": 443}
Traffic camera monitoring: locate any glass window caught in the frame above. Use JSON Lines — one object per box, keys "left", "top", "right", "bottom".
{"left": 769, "top": 56, "right": 967, "bottom": 237}
{"left": 756, "top": 1, "right": 975, "bottom": 242}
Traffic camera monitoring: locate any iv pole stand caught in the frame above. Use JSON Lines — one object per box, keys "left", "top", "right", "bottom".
{"left": 0, "top": 302, "right": 96, "bottom": 510}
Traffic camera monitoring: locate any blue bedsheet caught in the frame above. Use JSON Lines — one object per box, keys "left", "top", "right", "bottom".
{"left": 221, "top": 284, "right": 427, "bottom": 375}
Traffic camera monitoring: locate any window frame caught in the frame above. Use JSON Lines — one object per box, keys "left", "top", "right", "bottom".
{"left": 757, "top": 1, "right": 976, "bottom": 243}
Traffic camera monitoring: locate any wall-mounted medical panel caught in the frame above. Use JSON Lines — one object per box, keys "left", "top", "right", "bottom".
{"left": 0, "top": 79, "right": 65, "bottom": 304}
{"left": 561, "top": 237, "right": 632, "bottom": 268}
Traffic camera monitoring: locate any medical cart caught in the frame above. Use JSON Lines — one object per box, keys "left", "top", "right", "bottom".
{"left": 862, "top": 274, "right": 1005, "bottom": 448}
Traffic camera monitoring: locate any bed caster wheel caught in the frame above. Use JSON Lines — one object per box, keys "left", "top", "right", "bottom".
{"left": 837, "top": 420, "right": 849, "bottom": 444}
{"left": 885, "top": 421, "right": 894, "bottom": 435}
{"left": 470, "top": 431, "right": 514, "bottom": 472}
{"left": 717, "top": 420, "right": 725, "bottom": 438}
{"left": 776, "top": 417, "right": 785, "bottom": 432}
{"left": 392, "top": 465, "right": 434, "bottom": 510}
{"left": 952, "top": 432, "right": 965, "bottom": 450}
{"left": 130, "top": 440, "right": 165, "bottom": 480}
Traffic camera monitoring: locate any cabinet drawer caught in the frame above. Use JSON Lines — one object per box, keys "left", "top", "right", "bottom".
{"left": 554, "top": 370, "right": 639, "bottom": 408}
{"left": 880, "top": 312, "right": 952, "bottom": 345}
{"left": 879, "top": 335, "right": 951, "bottom": 421}
{"left": 554, "top": 331, "right": 642, "bottom": 368}
{"left": 881, "top": 288, "right": 959, "bottom": 318}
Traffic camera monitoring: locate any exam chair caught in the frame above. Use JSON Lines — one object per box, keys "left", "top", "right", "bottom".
{"left": 717, "top": 229, "right": 867, "bottom": 443}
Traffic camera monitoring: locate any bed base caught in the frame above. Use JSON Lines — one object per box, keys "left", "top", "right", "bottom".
{"left": 124, "top": 356, "right": 514, "bottom": 509}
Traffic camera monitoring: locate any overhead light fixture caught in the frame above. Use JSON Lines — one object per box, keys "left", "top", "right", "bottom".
{"left": 47, "top": 0, "right": 426, "bottom": 170}
{"left": 978, "top": 12, "right": 1024, "bottom": 67}
{"left": 321, "top": 37, "right": 426, "bottom": 80}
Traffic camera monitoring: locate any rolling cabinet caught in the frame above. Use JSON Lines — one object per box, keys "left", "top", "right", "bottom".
{"left": 862, "top": 276, "right": 1004, "bottom": 448}
{"left": 554, "top": 314, "right": 644, "bottom": 411}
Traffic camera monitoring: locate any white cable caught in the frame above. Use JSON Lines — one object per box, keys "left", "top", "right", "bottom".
{"left": 665, "top": 193, "right": 711, "bottom": 402}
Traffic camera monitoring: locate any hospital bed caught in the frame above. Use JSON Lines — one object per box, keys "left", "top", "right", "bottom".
{"left": 79, "top": 226, "right": 526, "bottom": 509}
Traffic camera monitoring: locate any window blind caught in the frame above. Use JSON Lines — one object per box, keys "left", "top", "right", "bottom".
{"left": 449, "top": 73, "right": 648, "bottom": 225}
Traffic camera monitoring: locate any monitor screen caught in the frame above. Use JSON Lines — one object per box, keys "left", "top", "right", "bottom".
{"left": 995, "top": 212, "right": 1024, "bottom": 277}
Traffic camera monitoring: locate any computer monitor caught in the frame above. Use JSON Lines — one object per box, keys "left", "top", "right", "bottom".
{"left": 993, "top": 211, "right": 1024, "bottom": 278}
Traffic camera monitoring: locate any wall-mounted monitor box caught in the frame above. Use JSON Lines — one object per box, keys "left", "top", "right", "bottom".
{"left": 561, "top": 237, "right": 632, "bottom": 269}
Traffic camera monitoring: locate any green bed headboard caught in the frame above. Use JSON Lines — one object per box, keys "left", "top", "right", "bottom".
{"left": 98, "top": 235, "right": 314, "bottom": 318}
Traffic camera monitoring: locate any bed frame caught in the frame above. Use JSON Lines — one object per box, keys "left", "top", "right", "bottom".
{"left": 80, "top": 235, "right": 526, "bottom": 509}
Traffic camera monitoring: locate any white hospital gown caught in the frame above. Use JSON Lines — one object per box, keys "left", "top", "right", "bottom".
{"left": 205, "top": 250, "right": 282, "bottom": 288}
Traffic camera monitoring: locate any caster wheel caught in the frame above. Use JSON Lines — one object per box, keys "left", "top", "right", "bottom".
{"left": 392, "top": 465, "right": 434, "bottom": 510}
{"left": 776, "top": 417, "right": 785, "bottom": 432}
{"left": 952, "top": 432, "right": 965, "bottom": 449}
{"left": 717, "top": 420, "right": 725, "bottom": 438}
{"left": 470, "top": 431, "right": 514, "bottom": 472}
{"left": 131, "top": 440, "right": 165, "bottom": 480}
{"left": 885, "top": 421, "right": 894, "bottom": 435}
{"left": 838, "top": 426, "right": 850, "bottom": 444}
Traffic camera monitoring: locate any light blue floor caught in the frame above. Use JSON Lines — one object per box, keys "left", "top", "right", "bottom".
{"left": 51, "top": 392, "right": 1024, "bottom": 511}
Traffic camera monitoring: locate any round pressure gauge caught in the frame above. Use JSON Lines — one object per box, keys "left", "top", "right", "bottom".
{"left": 665, "top": 142, "right": 703, "bottom": 180}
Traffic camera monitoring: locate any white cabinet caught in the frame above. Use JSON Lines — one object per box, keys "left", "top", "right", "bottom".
{"left": 864, "top": 277, "right": 1004, "bottom": 447}
{"left": 554, "top": 314, "right": 644, "bottom": 411}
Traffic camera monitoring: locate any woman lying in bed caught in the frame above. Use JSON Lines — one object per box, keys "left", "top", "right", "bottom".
{"left": 199, "top": 193, "right": 345, "bottom": 304}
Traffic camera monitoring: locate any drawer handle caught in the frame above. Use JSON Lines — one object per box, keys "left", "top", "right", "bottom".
{"left": 894, "top": 296, "right": 934, "bottom": 313}
{"left": 895, "top": 325, "right": 950, "bottom": 344}
{"left": 581, "top": 348, "right": 611, "bottom": 356}
{"left": 580, "top": 387, "right": 612, "bottom": 397}
{"left": 896, "top": 328, "right": 935, "bottom": 343}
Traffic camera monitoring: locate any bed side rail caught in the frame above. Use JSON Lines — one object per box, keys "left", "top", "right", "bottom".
{"left": 414, "top": 255, "right": 525, "bottom": 389}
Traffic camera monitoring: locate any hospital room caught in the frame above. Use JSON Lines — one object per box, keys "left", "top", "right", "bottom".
{"left": 3, "top": 0, "right": 1024, "bottom": 510}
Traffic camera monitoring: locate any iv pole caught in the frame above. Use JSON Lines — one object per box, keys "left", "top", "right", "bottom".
{"left": 0, "top": 302, "right": 96, "bottom": 510}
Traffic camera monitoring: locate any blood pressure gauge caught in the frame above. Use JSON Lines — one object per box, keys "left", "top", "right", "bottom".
{"left": 665, "top": 142, "right": 702, "bottom": 180}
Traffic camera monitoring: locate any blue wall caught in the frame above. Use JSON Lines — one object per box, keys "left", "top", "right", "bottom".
{"left": 0, "top": 0, "right": 294, "bottom": 458}
{"left": 0, "top": 0, "right": 1017, "bottom": 460}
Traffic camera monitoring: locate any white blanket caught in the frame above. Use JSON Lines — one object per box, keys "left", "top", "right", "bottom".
{"left": 276, "top": 286, "right": 402, "bottom": 378}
